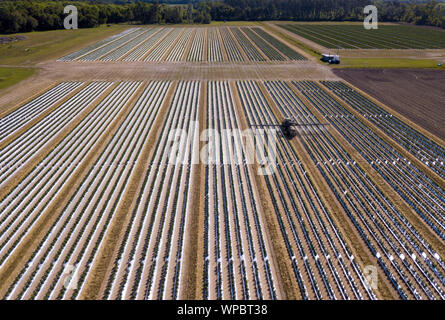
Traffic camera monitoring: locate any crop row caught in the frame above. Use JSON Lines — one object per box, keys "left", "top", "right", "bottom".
{"left": 207, "top": 28, "right": 224, "bottom": 62}
{"left": 237, "top": 80, "right": 377, "bottom": 300}
{"left": 231, "top": 28, "right": 266, "bottom": 61}
{"left": 0, "top": 82, "right": 112, "bottom": 188}
{"left": 280, "top": 24, "right": 445, "bottom": 49}
{"left": 321, "top": 81, "right": 445, "bottom": 179}
{"left": 251, "top": 27, "right": 306, "bottom": 60}
{"left": 1, "top": 81, "right": 144, "bottom": 299}
{"left": 0, "top": 82, "right": 83, "bottom": 143}
{"left": 166, "top": 29, "right": 194, "bottom": 62}
{"left": 123, "top": 28, "right": 172, "bottom": 62}
{"left": 187, "top": 29, "right": 205, "bottom": 62}
{"left": 143, "top": 28, "right": 184, "bottom": 62}
{"left": 78, "top": 29, "right": 147, "bottom": 61}
{"left": 57, "top": 28, "right": 139, "bottom": 61}
{"left": 295, "top": 81, "right": 445, "bottom": 241}
{"left": 101, "top": 81, "right": 199, "bottom": 300}
{"left": 290, "top": 80, "right": 444, "bottom": 299}
{"left": 59, "top": 26, "right": 305, "bottom": 62}
{"left": 202, "top": 81, "right": 278, "bottom": 299}
{"left": 100, "top": 28, "right": 162, "bottom": 61}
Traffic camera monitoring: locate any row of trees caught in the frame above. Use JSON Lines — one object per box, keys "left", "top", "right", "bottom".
{"left": 0, "top": 1, "right": 212, "bottom": 33}
{"left": 0, "top": 0, "right": 444, "bottom": 34}
{"left": 210, "top": 0, "right": 445, "bottom": 27}
{"left": 375, "top": 0, "right": 445, "bottom": 27}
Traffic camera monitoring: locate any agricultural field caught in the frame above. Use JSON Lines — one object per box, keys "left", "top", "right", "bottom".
{"left": 321, "top": 81, "right": 445, "bottom": 179}
{"left": 333, "top": 69, "right": 445, "bottom": 140}
{"left": 58, "top": 26, "right": 306, "bottom": 62}
{"left": 0, "top": 76, "right": 444, "bottom": 300}
{"left": 278, "top": 24, "right": 445, "bottom": 49}
{"left": 0, "top": 24, "right": 444, "bottom": 301}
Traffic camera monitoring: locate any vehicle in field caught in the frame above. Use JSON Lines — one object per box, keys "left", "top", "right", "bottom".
{"left": 251, "top": 117, "right": 329, "bottom": 139}
{"left": 321, "top": 53, "right": 340, "bottom": 64}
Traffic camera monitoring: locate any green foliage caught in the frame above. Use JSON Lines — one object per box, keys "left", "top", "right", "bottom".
{"left": 0, "top": 0, "right": 210, "bottom": 33}
{"left": 281, "top": 24, "right": 445, "bottom": 49}
{"left": 0, "top": 67, "right": 35, "bottom": 90}
{"left": 335, "top": 57, "right": 443, "bottom": 69}
{"left": 0, "top": 0, "right": 443, "bottom": 34}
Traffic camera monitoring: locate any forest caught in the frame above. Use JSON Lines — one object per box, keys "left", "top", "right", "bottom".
{"left": 0, "top": 0, "right": 444, "bottom": 34}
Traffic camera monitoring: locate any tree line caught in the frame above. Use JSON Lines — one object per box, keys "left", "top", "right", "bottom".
{"left": 0, "top": 0, "right": 444, "bottom": 34}
{"left": 0, "top": 0, "right": 212, "bottom": 33}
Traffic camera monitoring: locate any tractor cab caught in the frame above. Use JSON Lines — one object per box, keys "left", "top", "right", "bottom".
{"left": 280, "top": 118, "right": 298, "bottom": 139}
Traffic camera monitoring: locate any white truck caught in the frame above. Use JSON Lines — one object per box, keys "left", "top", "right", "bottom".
{"left": 321, "top": 54, "right": 340, "bottom": 64}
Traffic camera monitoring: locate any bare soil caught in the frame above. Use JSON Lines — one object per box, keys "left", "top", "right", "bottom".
{"left": 333, "top": 68, "right": 445, "bottom": 140}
